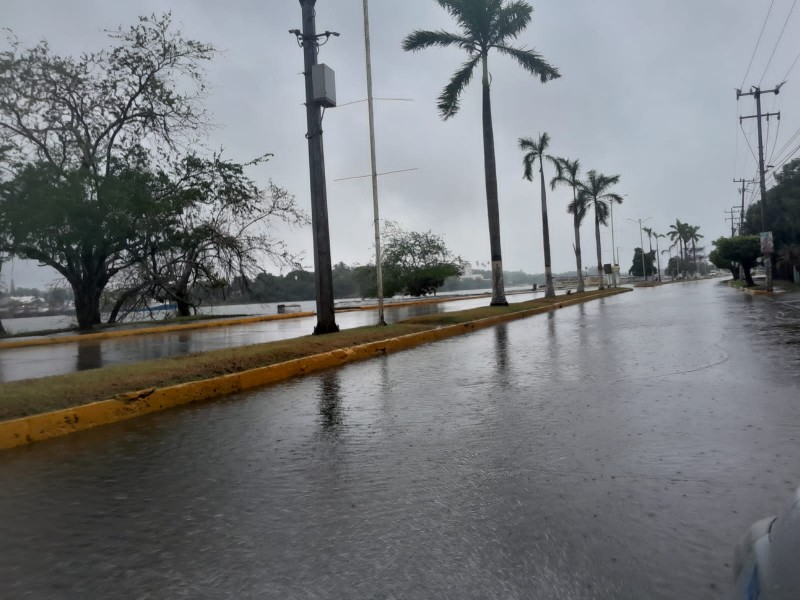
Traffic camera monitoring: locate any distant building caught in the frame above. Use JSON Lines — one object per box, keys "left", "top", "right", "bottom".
{"left": 461, "top": 262, "right": 487, "bottom": 281}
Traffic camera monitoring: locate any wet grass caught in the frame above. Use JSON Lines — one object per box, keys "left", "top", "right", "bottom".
{"left": 0, "top": 289, "right": 626, "bottom": 422}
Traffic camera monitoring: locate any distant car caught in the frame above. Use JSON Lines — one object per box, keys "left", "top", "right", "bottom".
{"left": 733, "top": 486, "right": 800, "bottom": 599}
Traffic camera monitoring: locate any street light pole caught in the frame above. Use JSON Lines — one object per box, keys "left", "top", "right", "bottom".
{"left": 610, "top": 201, "right": 618, "bottom": 287}
{"left": 628, "top": 217, "right": 651, "bottom": 281}
{"left": 362, "top": 0, "right": 386, "bottom": 326}
{"left": 295, "top": 0, "right": 339, "bottom": 334}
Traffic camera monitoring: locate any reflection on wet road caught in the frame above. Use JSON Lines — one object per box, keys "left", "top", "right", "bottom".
{"left": 0, "top": 292, "right": 542, "bottom": 383}
{"left": 1, "top": 280, "right": 799, "bottom": 598}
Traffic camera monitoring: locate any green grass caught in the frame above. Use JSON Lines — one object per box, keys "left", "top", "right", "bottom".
{"left": 0, "top": 290, "right": 625, "bottom": 422}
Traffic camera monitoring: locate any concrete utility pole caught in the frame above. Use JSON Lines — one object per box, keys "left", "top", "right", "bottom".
{"left": 628, "top": 217, "right": 651, "bottom": 281}
{"left": 738, "top": 84, "right": 782, "bottom": 292}
{"left": 294, "top": 0, "right": 339, "bottom": 334}
{"left": 725, "top": 207, "right": 740, "bottom": 237}
{"left": 361, "top": 0, "right": 386, "bottom": 326}
{"left": 733, "top": 178, "right": 757, "bottom": 233}
{"left": 609, "top": 201, "right": 618, "bottom": 287}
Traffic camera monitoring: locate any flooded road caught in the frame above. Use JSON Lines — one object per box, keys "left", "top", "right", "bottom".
{"left": 0, "top": 291, "right": 542, "bottom": 383}
{"left": 1, "top": 280, "right": 799, "bottom": 598}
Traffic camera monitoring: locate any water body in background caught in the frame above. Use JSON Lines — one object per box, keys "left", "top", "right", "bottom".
{"left": 0, "top": 287, "right": 531, "bottom": 335}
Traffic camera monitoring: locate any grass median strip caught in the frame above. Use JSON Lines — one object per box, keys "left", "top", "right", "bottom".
{"left": 0, "top": 289, "right": 627, "bottom": 424}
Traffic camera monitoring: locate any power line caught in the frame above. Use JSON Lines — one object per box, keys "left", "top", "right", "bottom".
{"left": 767, "top": 111, "right": 782, "bottom": 164}
{"left": 334, "top": 167, "right": 418, "bottom": 182}
{"left": 768, "top": 124, "right": 800, "bottom": 162}
{"left": 741, "top": 0, "right": 776, "bottom": 88}
{"left": 740, "top": 120, "right": 759, "bottom": 164}
{"left": 760, "top": 0, "right": 797, "bottom": 85}
{"left": 781, "top": 47, "right": 800, "bottom": 81}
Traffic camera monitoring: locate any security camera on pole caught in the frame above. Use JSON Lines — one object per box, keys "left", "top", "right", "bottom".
{"left": 292, "top": 1, "right": 339, "bottom": 334}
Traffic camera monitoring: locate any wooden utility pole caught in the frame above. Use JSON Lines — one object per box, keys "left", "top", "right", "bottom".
{"left": 294, "top": 0, "right": 339, "bottom": 334}
{"left": 737, "top": 84, "right": 782, "bottom": 292}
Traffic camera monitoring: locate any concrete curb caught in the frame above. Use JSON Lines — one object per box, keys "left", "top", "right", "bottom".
{"left": 0, "top": 288, "right": 630, "bottom": 451}
{"left": 726, "top": 282, "right": 777, "bottom": 296}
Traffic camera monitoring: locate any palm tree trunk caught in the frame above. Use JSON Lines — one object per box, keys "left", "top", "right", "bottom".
{"left": 573, "top": 190, "right": 584, "bottom": 293}
{"left": 481, "top": 55, "right": 507, "bottom": 306}
{"left": 681, "top": 239, "right": 688, "bottom": 279}
{"left": 595, "top": 206, "right": 604, "bottom": 290}
{"left": 539, "top": 165, "right": 555, "bottom": 298}
{"left": 692, "top": 240, "right": 698, "bottom": 278}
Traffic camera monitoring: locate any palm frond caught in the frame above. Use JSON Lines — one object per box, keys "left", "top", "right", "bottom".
{"left": 568, "top": 194, "right": 589, "bottom": 224}
{"left": 436, "top": 54, "right": 481, "bottom": 119}
{"left": 492, "top": 1, "right": 532, "bottom": 43}
{"left": 601, "top": 192, "right": 623, "bottom": 205}
{"left": 594, "top": 200, "right": 610, "bottom": 225}
{"left": 519, "top": 137, "right": 537, "bottom": 181}
{"left": 494, "top": 44, "right": 559, "bottom": 82}
{"left": 402, "top": 29, "right": 473, "bottom": 52}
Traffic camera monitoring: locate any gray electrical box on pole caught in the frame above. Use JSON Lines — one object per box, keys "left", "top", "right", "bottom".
{"left": 311, "top": 64, "right": 337, "bottom": 107}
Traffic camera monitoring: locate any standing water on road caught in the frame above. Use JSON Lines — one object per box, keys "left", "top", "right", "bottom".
{"left": 1, "top": 280, "right": 799, "bottom": 598}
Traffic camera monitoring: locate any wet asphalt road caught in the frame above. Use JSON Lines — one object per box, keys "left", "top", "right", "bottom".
{"left": 0, "top": 292, "right": 544, "bottom": 383}
{"left": 1, "top": 279, "right": 800, "bottom": 599}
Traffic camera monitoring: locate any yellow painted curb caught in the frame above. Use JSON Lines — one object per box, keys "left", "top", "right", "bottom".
{"left": 0, "top": 288, "right": 630, "bottom": 451}
{"left": 0, "top": 312, "right": 316, "bottom": 350}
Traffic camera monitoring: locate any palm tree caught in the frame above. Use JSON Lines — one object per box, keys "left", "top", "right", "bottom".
{"left": 581, "top": 170, "right": 622, "bottom": 290}
{"left": 667, "top": 220, "right": 690, "bottom": 279}
{"left": 519, "top": 132, "right": 558, "bottom": 298}
{"left": 403, "top": 0, "right": 559, "bottom": 305}
{"left": 687, "top": 225, "right": 703, "bottom": 278}
{"left": 551, "top": 157, "right": 587, "bottom": 292}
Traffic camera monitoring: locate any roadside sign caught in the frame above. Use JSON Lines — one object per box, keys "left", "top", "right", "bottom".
{"left": 760, "top": 232, "right": 774, "bottom": 254}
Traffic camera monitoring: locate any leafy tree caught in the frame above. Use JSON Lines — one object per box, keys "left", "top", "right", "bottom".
{"left": 551, "top": 157, "right": 588, "bottom": 292}
{"left": 581, "top": 170, "right": 622, "bottom": 290}
{"left": 107, "top": 154, "right": 307, "bottom": 321}
{"left": 777, "top": 243, "right": 800, "bottom": 279}
{"left": 0, "top": 160, "right": 183, "bottom": 328}
{"left": 743, "top": 159, "right": 800, "bottom": 280}
{"left": 0, "top": 15, "right": 216, "bottom": 329}
{"left": 361, "top": 223, "right": 463, "bottom": 298}
{"left": 711, "top": 236, "right": 761, "bottom": 286}
{"left": 519, "top": 132, "right": 558, "bottom": 298}
{"left": 628, "top": 247, "right": 656, "bottom": 277}
{"left": 403, "top": 0, "right": 559, "bottom": 306}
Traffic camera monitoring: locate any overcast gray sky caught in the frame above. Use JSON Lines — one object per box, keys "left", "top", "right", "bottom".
{"left": 3, "top": 0, "right": 799, "bottom": 289}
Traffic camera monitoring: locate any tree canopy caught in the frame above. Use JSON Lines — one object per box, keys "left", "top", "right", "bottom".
{"left": 0, "top": 14, "right": 304, "bottom": 329}
{"left": 360, "top": 223, "right": 464, "bottom": 298}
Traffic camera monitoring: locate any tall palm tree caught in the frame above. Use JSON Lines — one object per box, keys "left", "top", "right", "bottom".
{"left": 551, "top": 157, "right": 587, "bottom": 292}
{"left": 403, "top": 0, "right": 559, "bottom": 306}
{"left": 581, "top": 170, "right": 622, "bottom": 290}
{"left": 667, "top": 220, "right": 690, "bottom": 278}
{"left": 519, "top": 132, "right": 558, "bottom": 298}
{"left": 687, "top": 225, "right": 703, "bottom": 278}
